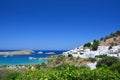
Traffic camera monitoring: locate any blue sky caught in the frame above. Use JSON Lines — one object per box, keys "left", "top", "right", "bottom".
{"left": 0, "top": 0, "right": 120, "bottom": 50}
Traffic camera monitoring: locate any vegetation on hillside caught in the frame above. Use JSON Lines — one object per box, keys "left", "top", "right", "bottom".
{"left": 99, "top": 30, "right": 120, "bottom": 46}
{"left": 1, "top": 55, "right": 120, "bottom": 80}
{"left": 83, "top": 42, "right": 91, "bottom": 48}
{"left": 101, "top": 30, "right": 120, "bottom": 41}
{"left": 84, "top": 40, "right": 99, "bottom": 50}
{"left": 14, "top": 65, "right": 120, "bottom": 80}
{"left": 96, "top": 56, "right": 120, "bottom": 67}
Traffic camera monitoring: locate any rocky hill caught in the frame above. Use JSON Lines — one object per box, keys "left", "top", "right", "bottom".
{"left": 99, "top": 30, "right": 120, "bottom": 46}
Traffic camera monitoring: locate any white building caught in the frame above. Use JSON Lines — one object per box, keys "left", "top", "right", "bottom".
{"left": 97, "top": 46, "right": 109, "bottom": 55}
{"left": 63, "top": 45, "right": 120, "bottom": 58}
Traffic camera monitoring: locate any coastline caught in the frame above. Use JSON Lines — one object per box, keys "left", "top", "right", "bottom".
{"left": 0, "top": 50, "right": 65, "bottom": 66}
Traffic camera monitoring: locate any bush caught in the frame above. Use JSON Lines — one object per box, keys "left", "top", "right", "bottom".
{"left": 68, "top": 54, "right": 73, "bottom": 57}
{"left": 75, "top": 64, "right": 90, "bottom": 70}
{"left": 34, "top": 64, "right": 41, "bottom": 69}
{"left": 95, "top": 54, "right": 107, "bottom": 58}
{"left": 109, "top": 62, "right": 120, "bottom": 73}
{"left": 84, "top": 42, "right": 91, "bottom": 48}
{"left": 89, "top": 68, "right": 120, "bottom": 80}
{"left": 88, "top": 58, "right": 96, "bottom": 62}
{"left": 96, "top": 56, "right": 120, "bottom": 67}
{"left": 5, "top": 71, "right": 22, "bottom": 80}
{"left": 80, "top": 52, "right": 84, "bottom": 55}
{"left": 15, "top": 66, "right": 120, "bottom": 80}
{"left": 55, "top": 63, "right": 75, "bottom": 70}
{"left": 41, "top": 63, "right": 47, "bottom": 68}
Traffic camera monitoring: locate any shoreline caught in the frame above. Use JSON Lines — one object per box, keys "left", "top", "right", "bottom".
{"left": 0, "top": 50, "right": 65, "bottom": 67}
{"left": 0, "top": 59, "right": 48, "bottom": 67}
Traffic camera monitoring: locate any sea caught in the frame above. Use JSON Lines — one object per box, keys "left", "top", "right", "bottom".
{"left": 0, "top": 50, "right": 67, "bottom": 66}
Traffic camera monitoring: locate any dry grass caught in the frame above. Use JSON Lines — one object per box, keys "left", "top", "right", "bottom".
{"left": 99, "top": 35, "right": 120, "bottom": 46}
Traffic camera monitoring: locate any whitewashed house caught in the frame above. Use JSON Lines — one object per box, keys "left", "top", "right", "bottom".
{"left": 97, "top": 46, "right": 109, "bottom": 55}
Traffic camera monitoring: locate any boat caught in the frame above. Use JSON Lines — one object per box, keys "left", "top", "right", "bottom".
{"left": 29, "top": 57, "right": 36, "bottom": 60}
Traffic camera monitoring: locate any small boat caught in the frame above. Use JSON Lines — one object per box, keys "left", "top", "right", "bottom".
{"left": 29, "top": 57, "right": 36, "bottom": 60}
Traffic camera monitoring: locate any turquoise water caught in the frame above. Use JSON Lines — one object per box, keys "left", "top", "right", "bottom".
{"left": 0, "top": 50, "right": 66, "bottom": 66}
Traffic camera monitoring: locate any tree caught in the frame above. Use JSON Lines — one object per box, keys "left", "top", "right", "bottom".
{"left": 100, "top": 37, "right": 104, "bottom": 41}
{"left": 68, "top": 54, "right": 73, "bottom": 57}
{"left": 84, "top": 42, "right": 91, "bottom": 48}
{"left": 92, "top": 40, "right": 99, "bottom": 51}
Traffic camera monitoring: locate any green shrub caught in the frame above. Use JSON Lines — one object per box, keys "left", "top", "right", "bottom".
{"left": 55, "top": 63, "right": 75, "bottom": 70}
{"left": 76, "top": 64, "right": 90, "bottom": 70}
{"left": 84, "top": 42, "right": 91, "bottom": 48}
{"left": 109, "top": 62, "right": 120, "bottom": 73}
{"left": 5, "top": 71, "right": 22, "bottom": 80}
{"left": 95, "top": 54, "right": 107, "bottom": 58}
{"left": 15, "top": 66, "right": 120, "bottom": 80}
{"left": 88, "top": 58, "right": 96, "bottom": 62}
{"left": 80, "top": 52, "right": 84, "bottom": 55}
{"left": 40, "top": 62, "right": 47, "bottom": 68}
{"left": 96, "top": 56, "right": 120, "bottom": 67}
{"left": 68, "top": 54, "right": 73, "bottom": 57}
